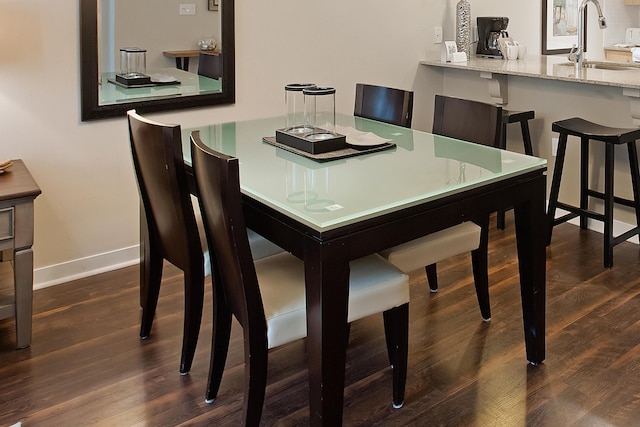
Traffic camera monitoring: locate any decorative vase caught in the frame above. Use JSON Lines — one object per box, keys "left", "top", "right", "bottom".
{"left": 456, "top": 0, "right": 471, "bottom": 59}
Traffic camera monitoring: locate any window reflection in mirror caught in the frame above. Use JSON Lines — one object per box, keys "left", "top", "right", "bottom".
{"left": 80, "top": 0, "right": 235, "bottom": 121}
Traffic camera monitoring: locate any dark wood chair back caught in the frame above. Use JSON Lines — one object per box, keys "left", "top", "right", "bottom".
{"left": 197, "top": 52, "right": 222, "bottom": 79}
{"left": 190, "top": 130, "right": 266, "bottom": 336}
{"left": 432, "top": 95, "right": 502, "bottom": 147}
{"left": 354, "top": 83, "right": 414, "bottom": 127}
{"left": 127, "top": 110, "right": 204, "bottom": 374}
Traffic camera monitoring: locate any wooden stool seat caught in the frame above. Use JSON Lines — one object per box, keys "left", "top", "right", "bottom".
{"left": 496, "top": 109, "right": 535, "bottom": 229}
{"left": 547, "top": 117, "right": 640, "bottom": 268}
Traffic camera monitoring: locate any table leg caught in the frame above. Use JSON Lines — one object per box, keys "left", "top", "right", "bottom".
{"left": 513, "top": 174, "right": 546, "bottom": 364}
{"left": 304, "top": 238, "right": 350, "bottom": 426}
{"left": 14, "top": 247, "right": 34, "bottom": 349}
{"left": 183, "top": 58, "right": 190, "bottom": 71}
{"left": 175, "top": 58, "right": 183, "bottom": 70}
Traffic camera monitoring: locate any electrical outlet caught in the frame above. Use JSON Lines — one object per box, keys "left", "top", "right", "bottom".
{"left": 434, "top": 27, "right": 443, "bottom": 44}
{"left": 179, "top": 3, "right": 196, "bottom": 15}
{"left": 552, "top": 137, "right": 559, "bottom": 156}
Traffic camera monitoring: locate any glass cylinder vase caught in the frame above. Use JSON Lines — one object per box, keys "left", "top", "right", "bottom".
{"left": 456, "top": 0, "right": 471, "bottom": 59}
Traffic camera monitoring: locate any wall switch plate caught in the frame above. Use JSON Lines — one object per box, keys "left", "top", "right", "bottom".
{"left": 434, "top": 27, "right": 443, "bottom": 44}
{"left": 179, "top": 3, "right": 196, "bottom": 15}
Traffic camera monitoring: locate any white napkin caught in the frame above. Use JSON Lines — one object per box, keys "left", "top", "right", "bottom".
{"left": 334, "top": 125, "right": 391, "bottom": 147}
{"left": 632, "top": 48, "right": 640, "bottom": 63}
{"left": 149, "top": 73, "right": 179, "bottom": 83}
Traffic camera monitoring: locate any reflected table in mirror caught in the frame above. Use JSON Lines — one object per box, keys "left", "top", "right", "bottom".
{"left": 99, "top": 68, "right": 222, "bottom": 105}
{"left": 163, "top": 49, "right": 220, "bottom": 71}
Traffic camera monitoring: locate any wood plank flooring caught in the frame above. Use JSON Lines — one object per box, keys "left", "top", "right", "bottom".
{"left": 1, "top": 217, "right": 640, "bottom": 426}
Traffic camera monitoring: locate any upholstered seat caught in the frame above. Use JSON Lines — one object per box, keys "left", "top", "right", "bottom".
{"left": 379, "top": 221, "right": 481, "bottom": 274}
{"left": 256, "top": 252, "right": 409, "bottom": 349}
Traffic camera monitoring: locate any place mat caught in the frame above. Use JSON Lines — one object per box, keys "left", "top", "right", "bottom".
{"left": 263, "top": 137, "right": 396, "bottom": 162}
{"left": 107, "top": 78, "right": 181, "bottom": 89}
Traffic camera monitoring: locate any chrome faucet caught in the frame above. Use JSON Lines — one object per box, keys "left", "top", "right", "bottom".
{"left": 569, "top": 0, "right": 607, "bottom": 74}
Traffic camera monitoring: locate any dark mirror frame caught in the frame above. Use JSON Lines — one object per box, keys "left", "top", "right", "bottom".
{"left": 80, "top": 0, "right": 235, "bottom": 121}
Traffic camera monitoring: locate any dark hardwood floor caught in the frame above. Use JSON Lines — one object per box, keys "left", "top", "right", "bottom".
{"left": 1, "top": 216, "right": 640, "bottom": 426}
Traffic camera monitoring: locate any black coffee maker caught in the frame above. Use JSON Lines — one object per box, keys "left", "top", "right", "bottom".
{"left": 476, "top": 17, "right": 509, "bottom": 58}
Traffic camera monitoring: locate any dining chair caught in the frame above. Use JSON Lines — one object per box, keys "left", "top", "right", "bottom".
{"left": 354, "top": 83, "right": 414, "bottom": 127}
{"left": 197, "top": 52, "right": 222, "bottom": 79}
{"left": 128, "top": 111, "right": 282, "bottom": 375}
{"left": 190, "top": 131, "right": 410, "bottom": 425}
{"left": 379, "top": 95, "right": 502, "bottom": 321}
{"left": 128, "top": 110, "right": 206, "bottom": 375}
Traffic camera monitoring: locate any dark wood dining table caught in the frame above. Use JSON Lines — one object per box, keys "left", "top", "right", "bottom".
{"left": 170, "top": 114, "right": 547, "bottom": 425}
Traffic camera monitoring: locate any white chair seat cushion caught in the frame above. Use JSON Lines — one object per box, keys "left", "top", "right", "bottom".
{"left": 254, "top": 252, "right": 409, "bottom": 349}
{"left": 192, "top": 196, "right": 283, "bottom": 276}
{"left": 379, "top": 221, "right": 481, "bottom": 273}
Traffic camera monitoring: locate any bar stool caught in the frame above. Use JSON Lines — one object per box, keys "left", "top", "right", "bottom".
{"left": 547, "top": 117, "right": 640, "bottom": 268}
{"left": 496, "top": 109, "right": 535, "bottom": 229}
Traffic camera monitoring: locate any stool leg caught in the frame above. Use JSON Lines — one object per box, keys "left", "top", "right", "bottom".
{"left": 580, "top": 138, "right": 590, "bottom": 230}
{"left": 627, "top": 142, "right": 640, "bottom": 229}
{"left": 547, "top": 133, "right": 568, "bottom": 246}
{"left": 604, "top": 143, "right": 615, "bottom": 268}
{"left": 520, "top": 119, "right": 534, "bottom": 156}
{"left": 496, "top": 121, "right": 508, "bottom": 230}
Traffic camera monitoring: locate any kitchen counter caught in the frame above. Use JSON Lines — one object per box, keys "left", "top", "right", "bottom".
{"left": 421, "top": 54, "right": 640, "bottom": 124}
{"left": 421, "top": 55, "right": 640, "bottom": 90}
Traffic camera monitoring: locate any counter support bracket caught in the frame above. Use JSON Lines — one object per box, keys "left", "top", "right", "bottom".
{"left": 623, "top": 88, "right": 640, "bottom": 126}
{"left": 480, "top": 72, "right": 508, "bottom": 105}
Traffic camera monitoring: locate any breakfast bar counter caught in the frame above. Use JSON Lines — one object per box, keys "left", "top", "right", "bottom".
{"left": 421, "top": 55, "right": 640, "bottom": 90}
{"left": 421, "top": 55, "right": 640, "bottom": 124}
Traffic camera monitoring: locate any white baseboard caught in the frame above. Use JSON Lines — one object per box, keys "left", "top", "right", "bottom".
{"left": 33, "top": 245, "right": 140, "bottom": 290}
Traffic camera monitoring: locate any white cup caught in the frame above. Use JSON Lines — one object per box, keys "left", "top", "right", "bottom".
{"left": 518, "top": 45, "right": 527, "bottom": 59}
{"left": 506, "top": 45, "right": 519, "bottom": 60}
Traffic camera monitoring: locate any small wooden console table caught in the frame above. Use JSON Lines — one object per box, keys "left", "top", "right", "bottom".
{"left": 0, "top": 160, "right": 41, "bottom": 348}
{"left": 163, "top": 49, "right": 220, "bottom": 71}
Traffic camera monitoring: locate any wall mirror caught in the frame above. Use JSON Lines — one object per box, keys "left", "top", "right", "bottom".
{"left": 80, "top": 0, "right": 235, "bottom": 121}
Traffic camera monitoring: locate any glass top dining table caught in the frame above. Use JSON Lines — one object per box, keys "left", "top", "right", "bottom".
{"left": 181, "top": 114, "right": 548, "bottom": 426}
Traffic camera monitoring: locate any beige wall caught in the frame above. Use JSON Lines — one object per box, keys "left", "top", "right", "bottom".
{"left": 0, "top": 0, "right": 636, "bottom": 288}
{"left": 106, "top": 0, "right": 219, "bottom": 71}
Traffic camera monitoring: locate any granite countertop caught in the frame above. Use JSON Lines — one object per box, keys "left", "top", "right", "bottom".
{"left": 420, "top": 55, "right": 640, "bottom": 91}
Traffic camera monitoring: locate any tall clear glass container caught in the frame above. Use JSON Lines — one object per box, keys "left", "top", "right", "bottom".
{"left": 119, "top": 47, "right": 147, "bottom": 77}
{"left": 285, "top": 83, "right": 315, "bottom": 133}
{"left": 303, "top": 86, "right": 336, "bottom": 141}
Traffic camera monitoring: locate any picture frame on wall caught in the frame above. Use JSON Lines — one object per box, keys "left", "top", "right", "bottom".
{"left": 542, "top": 0, "right": 587, "bottom": 55}
{"left": 208, "top": 0, "right": 219, "bottom": 11}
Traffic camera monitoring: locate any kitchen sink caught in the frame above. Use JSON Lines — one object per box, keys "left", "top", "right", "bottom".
{"left": 559, "top": 61, "right": 640, "bottom": 71}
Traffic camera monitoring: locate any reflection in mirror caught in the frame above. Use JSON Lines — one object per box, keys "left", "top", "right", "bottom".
{"left": 80, "top": 0, "right": 235, "bottom": 121}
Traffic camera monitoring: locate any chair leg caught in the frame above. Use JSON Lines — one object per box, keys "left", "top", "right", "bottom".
{"left": 205, "top": 281, "right": 233, "bottom": 404}
{"left": 425, "top": 264, "right": 438, "bottom": 292}
{"left": 179, "top": 265, "right": 205, "bottom": 374}
{"left": 471, "top": 215, "right": 491, "bottom": 321}
{"left": 383, "top": 303, "right": 409, "bottom": 409}
{"left": 140, "top": 248, "right": 163, "bottom": 339}
{"left": 547, "top": 133, "right": 569, "bottom": 246}
{"left": 242, "top": 329, "right": 269, "bottom": 427}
